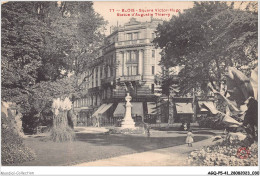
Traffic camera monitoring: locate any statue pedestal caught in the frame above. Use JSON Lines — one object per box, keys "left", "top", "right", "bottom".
{"left": 121, "top": 93, "right": 136, "bottom": 129}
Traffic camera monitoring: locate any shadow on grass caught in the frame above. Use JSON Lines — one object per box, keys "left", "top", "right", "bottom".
{"left": 75, "top": 133, "right": 208, "bottom": 152}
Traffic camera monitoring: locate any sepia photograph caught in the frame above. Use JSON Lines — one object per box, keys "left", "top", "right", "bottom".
{"left": 1, "top": 0, "right": 259, "bottom": 175}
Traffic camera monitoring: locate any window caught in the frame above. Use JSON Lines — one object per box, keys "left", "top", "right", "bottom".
{"left": 152, "top": 66, "right": 155, "bottom": 75}
{"left": 131, "top": 51, "right": 138, "bottom": 62}
{"left": 107, "top": 66, "right": 111, "bottom": 77}
{"left": 152, "top": 33, "right": 155, "bottom": 39}
{"left": 127, "top": 66, "right": 131, "bottom": 76}
{"left": 133, "top": 32, "right": 138, "bottom": 40}
{"left": 131, "top": 51, "right": 136, "bottom": 62}
{"left": 126, "top": 51, "right": 131, "bottom": 62}
{"left": 151, "top": 84, "right": 154, "bottom": 94}
{"left": 111, "top": 67, "right": 113, "bottom": 76}
{"left": 107, "top": 88, "right": 111, "bottom": 98}
{"left": 152, "top": 50, "right": 155, "bottom": 58}
{"left": 100, "top": 67, "right": 103, "bottom": 79}
{"left": 92, "top": 74, "right": 94, "bottom": 87}
{"left": 127, "top": 33, "right": 132, "bottom": 40}
{"left": 132, "top": 66, "right": 138, "bottom": 75}
{"left": 95, "top": 96, "right": 97, "bottom": 106}
{"left": 104, "top": 89, "right": 107, "bottom": 99}
{"left": 96, "top": 68, "right": 98, "bottom": 86}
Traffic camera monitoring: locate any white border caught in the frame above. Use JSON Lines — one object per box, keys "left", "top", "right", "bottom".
{"left": 1, "top": 0, "right": 259, "bottom": 175}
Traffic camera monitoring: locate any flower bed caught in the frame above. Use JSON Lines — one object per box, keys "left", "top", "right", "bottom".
{"left": 108, "top": 127, "right": 145, "bottom": 135}
{"left": 188, "top": 139, "right": 258, "bottom": 166}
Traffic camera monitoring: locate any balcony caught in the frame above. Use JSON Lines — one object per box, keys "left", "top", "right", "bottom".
{"left": 116, "top": 39, "right": 151, "bottom": 47}
{"left": 101, "top": 76, "right": 114, "bottom": 85}
{"left": 119, "top": 75, "right": 142, "bottom": 82}
{"left": 112, "top": 89, "right": 126, "bottom": 98}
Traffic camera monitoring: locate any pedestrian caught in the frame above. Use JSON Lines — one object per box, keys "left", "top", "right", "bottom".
{"left": 186, "top": 129, "right": 194, "bottom": 147}
{"left": 146, "top": 123, "right": 151, "bottom": 137}
{"left": 183, "top": 123, "right": 187, "bottom": 131}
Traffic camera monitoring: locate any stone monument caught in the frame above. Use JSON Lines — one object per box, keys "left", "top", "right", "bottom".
{"left": 121, "top": 93, "right": 136, "bottom": 129}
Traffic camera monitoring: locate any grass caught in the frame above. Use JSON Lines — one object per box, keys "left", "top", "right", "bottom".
{"left": 14, "top": 130, "right": 210, "bottom": 166}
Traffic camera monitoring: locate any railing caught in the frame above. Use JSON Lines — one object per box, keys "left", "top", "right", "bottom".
{"left": 116, "top": 39, "right": 150, "bottom": 47}
{"left": 101, "top": 76, "right": 114, "bottom": 85}
{"left": 119, "top": 75, "right": 142, "bottom": 81}
{"left": 113, "top": 89, "right": 126, "bottom": 98}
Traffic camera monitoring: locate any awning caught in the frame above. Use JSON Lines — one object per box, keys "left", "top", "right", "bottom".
{"left": 98, "top": 103, "right": 113, "bottom": 115}
{"left": 92, "top": 104, "right": 107, "bottom": 117}
{"left": 113, "top": 102, "right": 125, "bottom": 117}
{"left": 201, "top": 101, "right": 218, "bottom": 115}
{"left": 131, "top": 102, "right": 143, "bottom": 117}
{"left": 147, "top": 102, "right": 156, "bottom": 114}
{"left": 175, "top": 103, "right": 193, "bottom": 114}
{"left": 113, "top": 102, "right": 144, "bottom": 117}
{"left": 80, "top": 107, "right": 91, "bottom": 111}
{"left": 74, "top": 107, "right": 92, "bottom": 111}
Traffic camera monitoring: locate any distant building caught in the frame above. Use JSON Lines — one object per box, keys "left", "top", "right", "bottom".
{"left": 74, "top": 18, "right": 164, "bottom": 126}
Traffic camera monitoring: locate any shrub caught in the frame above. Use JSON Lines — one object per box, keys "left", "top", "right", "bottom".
{"left": 50, "top": 126, "right": 75, "bottom": 142}
{"left": 197, "top": 114, "right": 225, "bottom": 130}
{"left": 108, "top": 127, "right": 145, "bottom": 134}
{"left": 188, "top": 139, "right": 258, "bottom": 166}
{"left": 50, "top": 98, "right": 75, "bottom": 142}
{"left": 1, "top": 103, "right": 36, "bottom": 165}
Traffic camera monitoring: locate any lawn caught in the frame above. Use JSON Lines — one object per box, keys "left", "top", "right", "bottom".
{"left": 14, "top": 130, "right": 209, "bottom": 166}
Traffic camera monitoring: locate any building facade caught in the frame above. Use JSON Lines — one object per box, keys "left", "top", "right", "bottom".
{"left": 74, "top": 18, "right": 164, "bottom": 126}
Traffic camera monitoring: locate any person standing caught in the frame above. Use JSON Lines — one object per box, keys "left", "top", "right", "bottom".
{"left": 186, "top": 129, "right": 194, "bottom": 147}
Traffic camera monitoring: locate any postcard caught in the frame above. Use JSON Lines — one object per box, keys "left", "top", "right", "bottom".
{"left": 1, "top": 1, "right": 258, "bottom": 175}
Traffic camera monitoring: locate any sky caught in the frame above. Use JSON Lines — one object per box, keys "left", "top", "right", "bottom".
{"left": 93, "top": 1, "right": 194, "bottom": 35}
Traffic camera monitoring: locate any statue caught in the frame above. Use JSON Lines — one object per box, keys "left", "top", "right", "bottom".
{"left": 121, "top": 93, "right": 136, "bottom": 129}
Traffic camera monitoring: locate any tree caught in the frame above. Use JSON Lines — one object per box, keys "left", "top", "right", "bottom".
{"left": 35, "top": 1, "right": 107, "bottom": 82}
{"left": 22, "top": 76, "right": 77, "bottom": 133}
{"left": 154, "top": 1, "right": 258, "bottom": 95}
{"left": 2, "top": 2, "right": 46, "bottom": 100}
{"left": 160, "top": 69, "right": 179, "bottom": 123}
{"left": 1, "top": 1, "right": 107, "bottom": 133}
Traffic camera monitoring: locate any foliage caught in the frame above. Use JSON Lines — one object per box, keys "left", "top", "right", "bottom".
{"left": 197, "top": 115, "right": 225, "bottom": 130}
{"left": 154, "top": 1, "right": 258, "bottom": 95}
{"left": 207, "top": 67, "right": 258, "bottom": 140}
{"left": 1, "top": 103, "right": 36, "bottom": 165}
{"left": 2, "top": 2, "right": 45, "bottom": 91}
{"left": 108, "top": 127, "right": 145, "bottom": 135}
{"left": 188, "top": 139, "right": 258, "bottom": 166}
{"left": 35, "top": 1, "right": 107, "bottom": 81}
{"left": 21, "top": 76, "right": 76, "bottom": 133}
{"left": 1, "top": 1, "right": 106, "bottom": 132}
